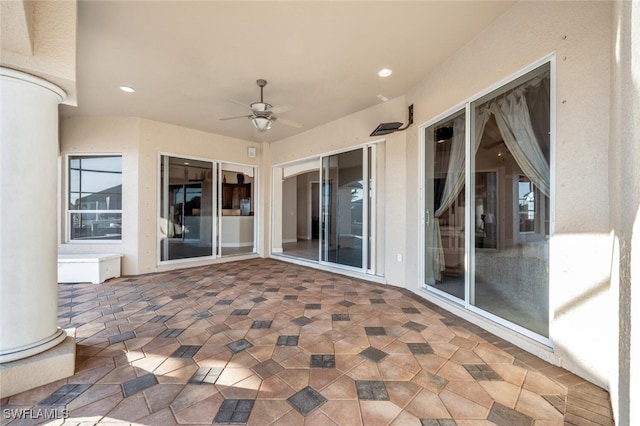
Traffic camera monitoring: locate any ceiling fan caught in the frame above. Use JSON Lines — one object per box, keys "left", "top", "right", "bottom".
{"left": 220, "top": 79, "right": 301, "bottom": 132}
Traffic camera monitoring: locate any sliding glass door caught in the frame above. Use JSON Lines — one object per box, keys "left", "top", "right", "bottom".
{"left": 321, "top": 149, "right": 364, "bottom": 268}
{"left": 159, "top": 156, "right": 257, "bottom": 263}
{"left": 423, "top": 61, "right": 552, "bottom": 341}
{"left": 160, "top": 155, "right": 215, "bottom": 261}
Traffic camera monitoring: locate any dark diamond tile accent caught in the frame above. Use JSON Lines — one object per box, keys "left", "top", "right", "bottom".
{"left": 360, "top": 346, "right": 388, "bottom": 363}
{"left": 158, "top": 328, "right": 185, "bottom": 338}
{"left": 407, "top": 342, "right": 434, "bottom": 355}
{"left": 231, "top": 309, "right": 251, "bottom": 316}
{"left": 251, "top": 296, "right": 267, "bottom": 304}
{"left": 338, "top": 300, "right": 355, "bottom": 307}
{"left": 102, "top": 306, "right": 123, "bottom": 314}
{"left": 108, "top": 331, "right": 136, "bottom": 345}
{"left": 265, "top": 287, "right": 279, "bottom": 292}
{"left": 305, "top": 303, "right": 321, "bottom": 310}
{"left": 310, "top": 354, "right": 335, "bottom": 369}
{"left": 365, "top": 327, "right": 387, "bottom": 336}
{"left": 122, "top": 374, "right": 158, "bottom": 397}
{"left": 287, "top": 386, "right": 327, "bottom": 416}
{"left": 252, "top": 359, "right": 284, "bottom": 379}
{"left": 463, "top": 364, "right": 503, "bottom": 381}
{"left": 321, "top": 285, "right": 334, "bottom": 289}
{"left": 345, "top": 291, "right": 358, "bottom": 296}
{"left": 250, "top": 282, "right": 263, "bottom": 286}
{"left": 189, "top": 367, "right": 222, "bottom": 385}
{"left": 403, "top": 321, "right": 428, "bottom": 332}
{"left": 370, "top": 298, "right": 386, "bottom": 304}
{"left": 420, "top": 420, "right": 458, "bottom": 426}
{"left": 251, "top": 320, "right": 272, "bottom": 329}
{"left": 205, "top": 291, "right": 220, "bottom": 297}
{"left": 214, "top": 399, "right": 255, "bottom": 424}
{"left": 144, "top": 304, "right": 164, "bottom": 312}
{"left": 487, "top": 402, "right": 533, "bottom": 426}
{"left": 39, "top": 384, "right": 91, "bottom": 405}
{"left": 59, "top": 311, "right": 82, "bottom": 319}
{"left": 226, "top": 339, "right": 253, "bottom": 353}
{"left": 60, "top": 301, "right": 81, "bottom": 308}
{"left": 170, "top": 345, "right": 201, "bottom": 358}
{"left": 193, "top": 311, "right": 213, "bottom": 320}
{"left": 292, "top": 316, "right": 313, "bottom": 326}
{"left": 283, "top": 295, "right": 298, "bottom": 300}
{"left": 356, "top": 380, "right": 389, "bottom": 401}
{"left": 277, "top": 335, "right": 299, "bottom": 346}
{"left": 171, "top": 293, "right": 188, "bottom": 300}
{"left": 332, "top": 313, "right": 350, "bottom": 321}
{"left": 402, "top": 307, "right": 421, "bottom": 314}
{"left": 371, "top": 289, "right": 385, "bottom": 294}
{"left": 149, "top": 314, "right": 173, "bottom": 323}
{"left": 217, "top": 299, "right": 233, "bottom": 305}
{"left": 294, "top": 286, "right": 307, "bottom": 291}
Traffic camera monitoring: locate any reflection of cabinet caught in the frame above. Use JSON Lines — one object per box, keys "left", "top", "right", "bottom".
{"left": 222, "top": 183, "right": 251, "bottom": 210}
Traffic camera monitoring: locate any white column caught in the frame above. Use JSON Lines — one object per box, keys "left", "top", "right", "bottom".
{"left": 0, "top": 67, "right": 67, "bottom": 363}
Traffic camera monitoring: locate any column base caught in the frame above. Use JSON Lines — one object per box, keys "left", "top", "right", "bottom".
{"left": 0, "top": 329, "right": 75, "bottom": 399}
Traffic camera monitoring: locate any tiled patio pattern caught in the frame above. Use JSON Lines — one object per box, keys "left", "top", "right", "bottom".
{"left": 1, "top": 258, "right": 613, "bottom": 425}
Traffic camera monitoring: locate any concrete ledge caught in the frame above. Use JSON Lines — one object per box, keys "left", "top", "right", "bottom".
{"left": 0, "top": 329, "right": 76, "bottom": 398}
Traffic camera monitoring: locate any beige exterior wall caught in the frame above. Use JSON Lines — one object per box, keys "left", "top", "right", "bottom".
{"left": 59, "top": 116, "right": 260, "bottom": 275}
{"left": 56, "top": 1, "right": 636, "bottom": 422}
{"left": 404, "top": 0, "right": 613, "bottom": 388}
{"left": 268, "top": 0, "right": 615, "bottom": 391}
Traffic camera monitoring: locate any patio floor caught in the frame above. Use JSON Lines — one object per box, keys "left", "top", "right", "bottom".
{"left": 1, "top": 258, "right": 614, "bottom": 425}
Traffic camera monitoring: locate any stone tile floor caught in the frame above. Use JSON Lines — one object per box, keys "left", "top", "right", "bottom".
{"left": 1, "top": 258, "right": 614, "bottom": 425}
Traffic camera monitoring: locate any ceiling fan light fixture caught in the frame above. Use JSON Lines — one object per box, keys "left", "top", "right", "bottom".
{"left": 252, "top": 116, "right": 272, "bottom": 132}
{"left": 250, "top": 102, "right": 271, "bottom": 112}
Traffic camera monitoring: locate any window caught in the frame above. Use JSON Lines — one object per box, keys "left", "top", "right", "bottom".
{"left": 68, "top": 155, "right": 122, "bottom": 241}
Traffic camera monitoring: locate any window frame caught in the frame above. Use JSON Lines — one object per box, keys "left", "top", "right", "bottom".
{"left": 66, "top": 153, "right": 123, "bottom": 243}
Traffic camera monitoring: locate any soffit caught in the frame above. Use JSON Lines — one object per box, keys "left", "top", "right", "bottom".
{"left": 61, "top": 1, "right": 516, "bottom": 143}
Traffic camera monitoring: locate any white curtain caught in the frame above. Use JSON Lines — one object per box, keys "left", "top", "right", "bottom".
{"left": 426, "top": 112, "right": 490, "bottom": 283}
{"left": 490, "top": 83, "right": 550, "bottom": 197}
{"left": 426, "top": 74, "right": 549, "bottom": 284}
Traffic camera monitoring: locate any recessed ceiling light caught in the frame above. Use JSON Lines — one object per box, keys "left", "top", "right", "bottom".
{"left": 377, "top": 94, "right": 389, "bottom": 102}
{"left": 119, "top": 86, "right": 135, "bottom": 93}
{"left": 378, "top": 68, "right": 393, "bottom": 78}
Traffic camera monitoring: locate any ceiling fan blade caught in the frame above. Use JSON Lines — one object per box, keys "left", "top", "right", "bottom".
{"left": 219, "top": 114, "right": 252, "bottom": 121}
{"left": 271, "top": 104, "right": 292, "bottom": 114}
{"left": 274, "top": 117, "right": 302, "bottom": 128}
{"left": 228, "top": 99, "right": 253, "bottom": 110}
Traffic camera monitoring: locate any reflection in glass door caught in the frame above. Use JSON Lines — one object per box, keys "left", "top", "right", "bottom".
{"left": 321, "top": 149, "right": 365, "bottom": 269}
{"left": 424, "top": 110, "right": 466, "bottom": 301}
{"left": 160, "top": 155, "right": 215, "bottom": 261}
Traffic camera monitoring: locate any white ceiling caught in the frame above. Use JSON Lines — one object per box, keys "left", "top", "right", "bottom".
{"left": 61, "top": 1, "right": 516, "bottom": 143}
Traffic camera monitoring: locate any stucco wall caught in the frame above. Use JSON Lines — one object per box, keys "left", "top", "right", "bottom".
{"left": 269, "top": 0, "right": 615, "bottom": 390}
{"left": 403, "top": 1, "right": 613, "bottom": 387}
{"left": 609, "top": 1, "right": 640, "bottom": 424}
{"left": 59, "top": 116, "right": 142, "bottom": 274}
{"left": 59, "top": 116, "right": 260, "bottom": 275}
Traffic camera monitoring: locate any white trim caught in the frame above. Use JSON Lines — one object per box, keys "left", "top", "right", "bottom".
{"left": 0, "top": 67, "right": 66, "bottom": 102}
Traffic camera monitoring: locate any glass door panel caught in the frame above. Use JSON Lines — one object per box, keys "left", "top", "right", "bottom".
{"left": 424, "top": 110, "right": 466, "bottom": 301}
{"left": 471, "top": 63, "right": 550, "bottom": 337}
{"left": 219, "top": 164, "right": 255, "bottom": 256}
{"left": 160, "top": 155, "right": 214, "bottom": 261}
{"left": 321, "top": 149, "right": 364, "bottom": 269}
